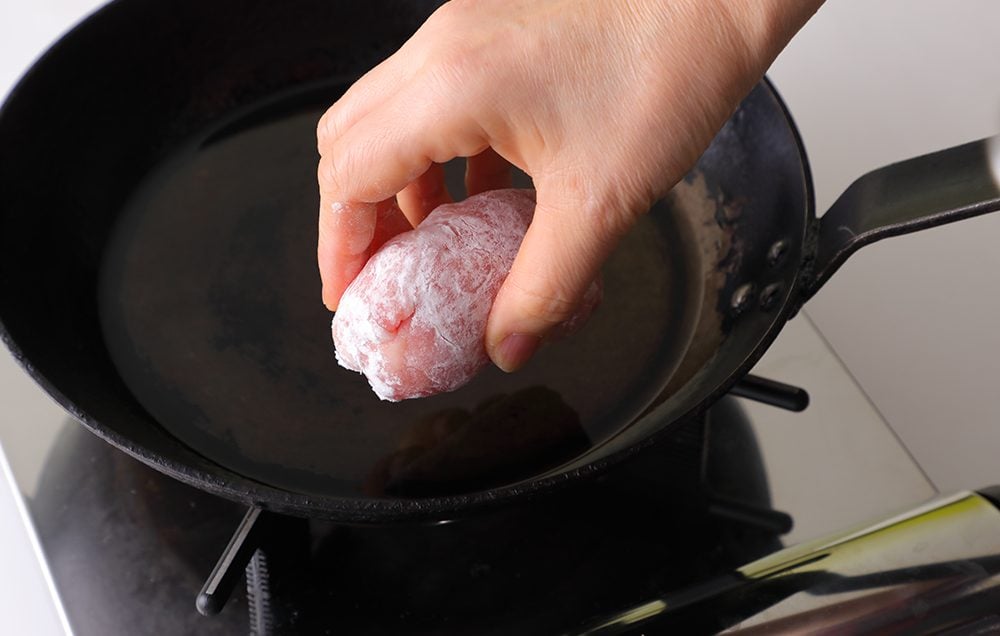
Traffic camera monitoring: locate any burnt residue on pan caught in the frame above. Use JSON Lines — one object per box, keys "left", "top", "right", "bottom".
{"left": 642, "top": 172, "right": 732, "bottom": 414}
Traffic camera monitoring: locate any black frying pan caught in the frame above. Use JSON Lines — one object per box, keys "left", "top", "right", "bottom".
{"left": 1, "top": 0, "right": 998, "bottom": 522}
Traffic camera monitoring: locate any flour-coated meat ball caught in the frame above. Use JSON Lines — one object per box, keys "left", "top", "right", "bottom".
{"left": 331, "top": 189, "right": 601, "bottom": 401}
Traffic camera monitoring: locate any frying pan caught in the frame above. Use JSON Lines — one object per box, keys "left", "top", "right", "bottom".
{"left": 1, "top": 0, "right": 998, "bottom": 523}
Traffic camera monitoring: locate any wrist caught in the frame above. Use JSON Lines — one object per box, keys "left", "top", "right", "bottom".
{"left": 721, "top": 0, "right": 826, "bottom": 62}
{"left": 629, "top": 0, "right": 824, "bottom": 73}
{"left": 606, "top": 0, "right": 825, "bottom": 203}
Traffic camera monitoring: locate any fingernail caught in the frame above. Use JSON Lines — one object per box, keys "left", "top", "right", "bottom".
{"left": 493, "top": 333, "right": 541, "bottom": 373}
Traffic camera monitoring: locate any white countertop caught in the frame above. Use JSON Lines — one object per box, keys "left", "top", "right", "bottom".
{"left": 0, "top": 443, "right": 72, "bottom": 636}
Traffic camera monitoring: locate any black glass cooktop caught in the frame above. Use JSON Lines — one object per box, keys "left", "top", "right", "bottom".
{"left": 30, "top": 395, "right": 786, "bottom": 635}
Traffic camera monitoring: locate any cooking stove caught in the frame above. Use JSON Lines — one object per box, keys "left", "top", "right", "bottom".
{"left": 9, "top": 309, "right": 1000, "bottom": 634}
{"left": 27, "top": 395, "right": 780, "bottom": 635}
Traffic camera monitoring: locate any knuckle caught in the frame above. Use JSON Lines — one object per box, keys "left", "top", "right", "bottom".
{"left": 590, "top": 197, "right": 637, "bottom": 239}
{"left": 508, "top": 280, "right": 580, "bottom": 328}
{"left": 538, "top": 177, "right": 625, "bottom": 240}
{"left": 317, "top": 155, "right": 342, "bottom": 197}
{"left": 316, "top": 108, "right": 339, "bottom": 151}
{"left": 423, "top": 43, "right": 477, "bottom": 88}
{"left": 425, "top": 0, "right": 472, "bottom": 28}
{"left": 418, "top": 23, "right": 490, "bottom": 93}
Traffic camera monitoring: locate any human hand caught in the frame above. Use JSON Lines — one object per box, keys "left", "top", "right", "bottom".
{"left": 317, "top": 0, "right": 822, "bottom": 371}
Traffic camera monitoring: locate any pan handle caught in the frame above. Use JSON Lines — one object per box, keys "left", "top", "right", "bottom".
{"left": 802, "top": 136, "right": 1000, "bottom": 300}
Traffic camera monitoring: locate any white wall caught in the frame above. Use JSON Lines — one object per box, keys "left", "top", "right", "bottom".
{"left": 769, "top": 0, "right": 1000, "bottom": 493}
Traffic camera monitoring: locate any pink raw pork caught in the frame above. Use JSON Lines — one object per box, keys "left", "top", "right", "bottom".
{"left": 331, "top": 189, "right": 600, "bottom": 401}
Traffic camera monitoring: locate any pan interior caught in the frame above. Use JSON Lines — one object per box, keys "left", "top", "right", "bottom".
{"left": 97, "top": 85, "right": 703, "bottom": 499}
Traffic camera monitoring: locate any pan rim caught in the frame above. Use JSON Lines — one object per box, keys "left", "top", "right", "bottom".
{"left": 0, "top": 0, "right": 815, "bottom": 523}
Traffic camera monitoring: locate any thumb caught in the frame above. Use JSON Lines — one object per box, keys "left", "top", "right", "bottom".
{"left": 485, "top": 184, "right": 631, "bottom": 372}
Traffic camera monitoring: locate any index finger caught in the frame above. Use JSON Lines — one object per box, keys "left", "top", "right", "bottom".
{"left": 317, "top": 197, "right": 376, "bottom": 311}
{"left": 316, "top": 86, "right": 487, "bottom": 308}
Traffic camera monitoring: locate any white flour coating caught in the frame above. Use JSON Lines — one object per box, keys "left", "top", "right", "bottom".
{"left": 331, "top": 189, "right": 599, "bottom": 401}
